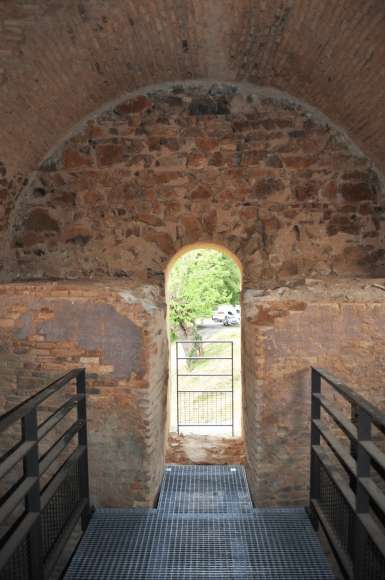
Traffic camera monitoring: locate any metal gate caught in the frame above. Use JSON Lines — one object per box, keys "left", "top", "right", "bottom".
{"left": 176, "top": 340, "right": 234, "bottom": 435}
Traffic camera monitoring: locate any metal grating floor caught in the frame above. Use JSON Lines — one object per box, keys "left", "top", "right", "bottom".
{"left": 157, "top": 464, "right": 253, "bottom": 513}
{"left": 64, "top": 465, "right": 335, "bottom": 580}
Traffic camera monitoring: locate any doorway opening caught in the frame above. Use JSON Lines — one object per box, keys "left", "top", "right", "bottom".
{"left": 165, "top": 244, "right": 243, "bottom": 463}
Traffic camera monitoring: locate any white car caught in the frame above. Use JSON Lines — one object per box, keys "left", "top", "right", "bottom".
{"left": 212, "top": 305, "right": 233, "bottom": 322}
{"left": 223, "top": 311, "right": 240, "bottom": 326}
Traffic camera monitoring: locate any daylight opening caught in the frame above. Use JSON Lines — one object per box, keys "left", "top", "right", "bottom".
{"left": 166, "top": 247, "right": 242, "bottom": 439}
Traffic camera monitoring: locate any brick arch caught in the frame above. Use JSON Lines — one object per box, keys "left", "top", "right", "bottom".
{"left": 0, "top": 0, "right": 384, "bottom": 182}
{"left": 166, "top": 242, "right": 243, "bottom": 283}
{"left": 9, "top": 81, "right": 385, "bottom": 287}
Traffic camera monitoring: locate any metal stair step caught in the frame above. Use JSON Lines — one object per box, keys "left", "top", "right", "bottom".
{"left": 157, "top": 464, "right": 253, "bottom": 513}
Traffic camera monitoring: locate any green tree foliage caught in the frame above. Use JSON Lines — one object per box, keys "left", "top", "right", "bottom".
{"left": 168, "top": 249, "right": 241, "bottom": 340}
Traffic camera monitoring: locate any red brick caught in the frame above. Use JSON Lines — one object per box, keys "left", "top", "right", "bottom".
{"left": 96, "top": 143, "right": 124, "bottom": 167}
{"left": 63, "top": 148, "right": 93, "bottom": 169}
{"left": 340, "top": 181, "right": 375, "bottom": 202}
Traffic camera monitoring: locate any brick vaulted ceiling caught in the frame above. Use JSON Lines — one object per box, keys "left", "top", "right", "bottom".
{"left": 0, "top": 0, "right": 384, "bottom": 179}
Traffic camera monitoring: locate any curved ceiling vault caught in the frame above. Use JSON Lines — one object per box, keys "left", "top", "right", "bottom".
{"left": 0, "top": 0, "right": 384, "bottom": 179}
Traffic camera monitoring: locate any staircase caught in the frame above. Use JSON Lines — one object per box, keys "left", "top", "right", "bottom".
{"left": 64, "top": 465, "right": 335, "bottom": 579}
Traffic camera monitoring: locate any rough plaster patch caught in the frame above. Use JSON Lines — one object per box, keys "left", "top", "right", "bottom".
{"left": 262, "top": 302, "right": 385, "bottom": 371}
{"left": 119, "top": 289, "right": 158, "bottom": 314}
{"left": 14, "top": 301, "right": 143, "bottom": 379}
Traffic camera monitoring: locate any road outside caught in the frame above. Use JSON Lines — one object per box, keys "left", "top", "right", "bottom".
{"left": 168, "top": 321, "right": 241, "bottom": 437}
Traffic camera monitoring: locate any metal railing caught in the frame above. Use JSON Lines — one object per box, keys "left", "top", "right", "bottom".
{"left": 310, "top": 367, "right": 385, "bottom": 579}
{"left": 176, "top": 341, "right": 234, "bottom": 435}
{"left": 0, "top": 368, "right": 91, "bottom": 580}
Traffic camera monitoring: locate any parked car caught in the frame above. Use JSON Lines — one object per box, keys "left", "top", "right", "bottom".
{"left": 223, "top": 311, "right": 240, "bottom": 326}
{"left": 212, "top": 305, "right": 233, "bottom": 322}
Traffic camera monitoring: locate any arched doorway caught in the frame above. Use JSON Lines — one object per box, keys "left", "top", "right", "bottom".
{"left": 165, "top": 244, "right": 244, "bottom": 464}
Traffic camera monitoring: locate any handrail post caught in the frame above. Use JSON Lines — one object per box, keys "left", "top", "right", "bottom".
{"left": 310, "top": 368, "right": 321, "bottom": 529}
{"left": 350, "top": 401, "right": 359, "bottom": 492}
{"left": 22, "top": 408, "right": 44, "bottom": 580}
{"left": 76, "top": 369, "right": 91, "bottom": 530}
{"left": 353, "top": 407, "right": 371, "bottom": 579}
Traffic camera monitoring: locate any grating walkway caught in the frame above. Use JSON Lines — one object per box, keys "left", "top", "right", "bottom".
{"left": 158, "top": 464, "right": 253, "bottom": 512}
{"left": 64, "top": 465, "right": 335, "bottom": 580}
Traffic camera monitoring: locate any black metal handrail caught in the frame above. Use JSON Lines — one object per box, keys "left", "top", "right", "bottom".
{"left": 310, "top": 367, "right": 385, "bottom": 580}
{"left": 0, "top": 368, "right": 91, "bottom": 580}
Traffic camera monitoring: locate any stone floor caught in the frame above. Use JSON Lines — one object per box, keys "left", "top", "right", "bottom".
{"left": 166, "top": 433, "right": 246, "bottom": 464}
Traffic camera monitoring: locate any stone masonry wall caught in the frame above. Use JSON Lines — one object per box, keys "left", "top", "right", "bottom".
{"left": 242, "top": 278, "right": 385, "bottom": 507}
{"left": 1, "top": 277, "right": 385, "bottom": 508}
{"left": 1, "top": 83, "right": 385, "bottom": 510}
{"left": 0, "top": 282, "right": 168, "bottom": 507}
{"left": 6, "top": 82, "right": 385, "bottom": 287}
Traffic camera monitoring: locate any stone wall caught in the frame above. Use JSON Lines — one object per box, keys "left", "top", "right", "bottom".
{"left": 1, "top": 82, "right": 385, "bottom": 510}
{"left": 1, "top": 277, "right": 385, "bottom": 508}
{"left": 0, "top": 282, "right": 168, "bottom": 507}
{"left": 242, "top": 278, "right": 385, "bottom": 506}
{"left": 6, "top": 83, "right": 385, "bottom": 287}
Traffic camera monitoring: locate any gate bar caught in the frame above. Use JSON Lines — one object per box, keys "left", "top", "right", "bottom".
{"left": 176, "top": 341, "right": 235, "bottom": 436}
